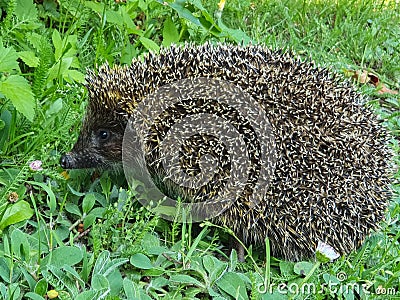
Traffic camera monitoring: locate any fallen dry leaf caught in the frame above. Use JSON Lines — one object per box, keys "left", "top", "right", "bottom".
{"left": 344, "top": 69, "right": 398, "bottom": 95}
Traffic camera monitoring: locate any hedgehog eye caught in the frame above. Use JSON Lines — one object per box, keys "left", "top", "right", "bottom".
{"left": 98, "top": 129, "right": 110, "bottom": 141}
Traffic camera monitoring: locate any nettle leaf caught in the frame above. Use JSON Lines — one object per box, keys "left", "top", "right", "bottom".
{"left": 0, "top": 45, "right": 19, "bottom": 72}
{"left": 0, "top": 200, "right": 34, "bottom": 231}
{"left": 0, "top": 75, "right": 35, "bottom": 122}
{"left": 19, "top": 51, "right": 40, "bottom": 67}
{"left": 14, "top": 0, "right": 38, "bottom": 20}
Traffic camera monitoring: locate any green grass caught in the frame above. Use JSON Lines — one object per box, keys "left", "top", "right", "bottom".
{"left": 0, "top": 0, "right": 399, "bottom": 299}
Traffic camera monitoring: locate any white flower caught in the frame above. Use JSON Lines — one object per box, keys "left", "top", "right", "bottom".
{"left": 29, "top": 160, "right": 43, "bottom": 171}
{"left": 316, "top": 241, "right": 340, "bottom": 263}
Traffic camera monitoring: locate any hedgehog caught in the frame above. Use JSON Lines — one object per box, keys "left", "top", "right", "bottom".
{"left": 60, "top": 43, "right": 393, "bottom": 261}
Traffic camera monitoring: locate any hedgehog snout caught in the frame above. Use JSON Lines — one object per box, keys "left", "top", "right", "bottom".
{"left": 60, "top": 152, "right": 94, "bottom": 169}
{"left": 60, "top": 153, "right": 75, "bottom": 169}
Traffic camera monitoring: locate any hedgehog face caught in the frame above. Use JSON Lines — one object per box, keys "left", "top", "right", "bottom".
{"left": 60, "top": 116, "right": 127, "bottom": 169}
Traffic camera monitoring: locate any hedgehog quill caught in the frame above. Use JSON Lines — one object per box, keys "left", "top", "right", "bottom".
{"left": 61, "top": 44, "right": 393, "bottom": 261}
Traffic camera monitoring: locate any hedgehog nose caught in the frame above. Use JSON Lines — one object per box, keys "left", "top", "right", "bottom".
{"left": 60, "top": 154, "right": 73, "bottom": 169}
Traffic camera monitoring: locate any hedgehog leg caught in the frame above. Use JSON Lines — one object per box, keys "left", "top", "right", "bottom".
{"left": 228, "top": 236, "right": 245, "bottom": 262}
{"left": 236, "top": 243, "right": 245, "bottom": 262}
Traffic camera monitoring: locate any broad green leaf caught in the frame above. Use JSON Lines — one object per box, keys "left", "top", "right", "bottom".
{"left": 91, "top": 274, "right": 110, "bottom": 291}
{"left": 121, "top": 8, "right": 138, "bottom": 32}
{"left": 260, "top": 291, "right": 289, "bottom": 300}
{"left": 107, "top": 269, "right": 123, "bottom": 296}
{"left": 62, "top": 264, "right": 86, "bottom": 288}
{"left": 130, "top": 253, "right": 153, "bottom": 269}
{"left": 0, "top": 46, "right": 19, "bottom": 72}
{"left": 168, "top": 1, "right": 202, "bottom": 27}
{"left": 169, "top": 274, "right": 205, "bottom": 288}
{"left": 24, "top": 292, "right": 45, "bottom": 300}
{"left": 218, "top": 21, "right": 252, "bottom": 44}
{"left": 15, "top": 0, "right": 38, "bottom": 20}
{"left": 67, "top": 184, "right": 86, "bottom": 197}
{"left": 11, "top": 229, "right": 30, "bottom": 261}
{"left": 322, "top": 273, "right": 341, "bottom": 285}
{"left": 75, "top": 290, "right": 98, "bottom": 300}
{"left": 294, "top": 261, "right": 315, "bottom": 276}
{"left": 0, "top": 75, "right": 35, "bottom": 121}
{"left": 123, "top": 278, "right": 152, "bottom": 300}
{"left": 18, "top": 51, "right": 39, "bottom": 67}
{"left": 139, "top": 37, "right": 160, "bottom": 52}
{"left": 0, "top": 109, "right": 11, "bottom": 151}
{"left": 279, "top": 261, "right": 295, "bottom": 277}
{"left": 229, "top": 248, "right": 238, "bottom": 272}
{"left": 143, "top": 267, "right": 165, "bottom": 276}
{"left": 105, "top": 258, "right": 128, "bottom": 277}
{"left": 45, "top": 98, "right": 63, "bottom": 116}
{"left": 203, "top": 255, "right": 227, "bottom": 284}
{"left": 105, "top": 9, "right": 123, "bottom": 26}
{"left": 216, "top": 272, "right": 248, "bottom": 300}
{"left": 93, "top": 250, "right": 111, "bottom": 275}
{"left": 34, "top": 278, "right": 48, "bottom": 296}
{"left": 123, "top": 278, "right": 139, "bottom": 299}
{"left": 41, "top": 266, "right": 76, "bottom": 293}
{"left": 27, "top": 181, "right": 57, "bottom": 213}
{"left": 52, "top": 29, "right": 63, "bottom": 61}
{"left": 150, "top": 277, "right": 169, "bottom": 289}
{"left": 66, "top": 69, "right": 85, "bottom": 83}
{"left": 84, "top": 1, "right": 105, "bottom": 14}
{"left": 41, "top": 246, "right": 83, "bottom": 268}
{"left": 82, "top": 193, "right": 96, "bottom": 214}
{"left": 162, "top": 17, "right": 179, "bottom": 47}
{"left": 83, "top": 213, "right": 96, "bottom": 229}
{"left": 141, "top": 233, "right": 167, "bottom": 255}
{"left": 19, "top": 250, "right": 38, "bottom": 287}
{"left": 65, "top": 203, "right": 82, "bottom": 216}
{"left": 0, "top": 200, "right": 34, "bottom": 231}
{"left": 47, "top": 57, "right": 73, "bottom": 83}
{"left": 121, "top": 43, "right": 137, "bottom": 65}
{"left": 0, "top": 257, "right": 11, "bottom": 283}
